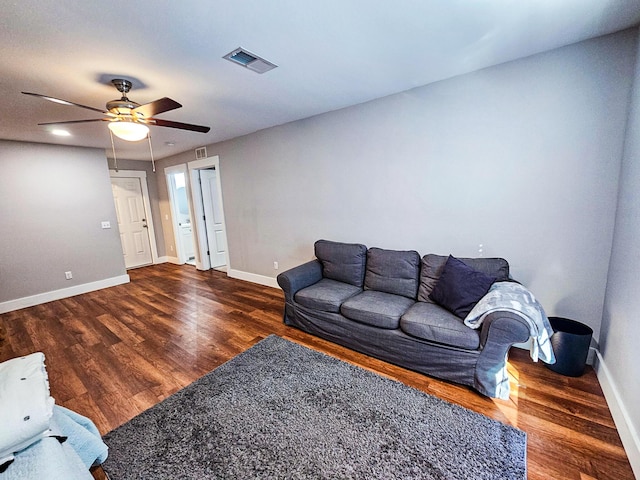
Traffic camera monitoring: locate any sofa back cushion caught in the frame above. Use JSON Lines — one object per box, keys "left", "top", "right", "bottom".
{"left": 417, "top": 254, "right": 510, "bottom": 302}
{"left": 364, "top": 248, "right": 421, "bottom": 299}
{"left": 314, "top": 239, "right": 368, "bottom": 287}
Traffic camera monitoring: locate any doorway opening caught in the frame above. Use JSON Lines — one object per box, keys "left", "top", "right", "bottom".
{"left": 165, "top": 165, "right": 197, "bottom": 265}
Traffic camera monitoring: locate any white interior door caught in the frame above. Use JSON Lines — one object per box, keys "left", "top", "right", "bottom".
{"left": 111, "top": 177, "right": 153, "bottom": 269}
{"left": 200, "top": 168, "right": 227, "bottom": 268}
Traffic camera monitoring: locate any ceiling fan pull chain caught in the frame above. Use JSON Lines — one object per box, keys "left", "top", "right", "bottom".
{"left": 147, "top": 133, "right": 155, "bottom": 172}
{"left": 109, "top": 128, "right": 118, "bottom": 172}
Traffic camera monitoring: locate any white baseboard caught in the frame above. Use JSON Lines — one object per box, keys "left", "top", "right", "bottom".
{"left": 0, "top": 274, "right": 131, "bottom": 314}
{"left": 155, "top": 255, "right": 180, "bottom": 265}
{"left": 594, "top": 350, "right": 640, "bottom": 478}
{"left": 587, "top": 346, "right": 597, "bottom": 365}
{"left": 227, "top": 268, "right": 279, "bottom": 288}
{"left": 156, "top": 256, "right": 184, "bottom": 265}
{"left": 513, "top": 341, "right": 597, "bottom": 366}
{"left": 157, "top": 260, "right": 277, "bottom": 288}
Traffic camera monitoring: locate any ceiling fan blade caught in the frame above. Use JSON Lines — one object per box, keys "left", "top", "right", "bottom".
{"left": 22, "top": 92, "right": 111, "bottom": 115}
{"left": 37, "top": 118, "right": 108, "bottom": 126}
{"left": 149, "top": 118, "right": 210, "bottom": 133}
{"left": 133, "top": 97, "right": 182, "bottom": 118}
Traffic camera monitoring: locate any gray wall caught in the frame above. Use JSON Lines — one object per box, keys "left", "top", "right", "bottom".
{"left": 600, "top": 29, "right": 640, "bottom": 474}
{"left": 157, "top": 30, "right": 636, "bottom": 343}
{"left": 0, "top": 140, "right": 126, "bottom": 303}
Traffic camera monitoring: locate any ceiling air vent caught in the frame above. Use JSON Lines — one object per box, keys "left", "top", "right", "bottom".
{"left": 195, "top": 146, "right": 207, "bottom": 160}
{"left": 223, "top": 48, "right": 277, "bottom": 74}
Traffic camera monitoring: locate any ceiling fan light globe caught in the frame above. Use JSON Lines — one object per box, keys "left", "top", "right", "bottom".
{"left": 108, "top": 120, "right": 149, "bottom": 141}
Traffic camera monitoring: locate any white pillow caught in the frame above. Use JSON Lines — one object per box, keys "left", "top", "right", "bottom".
{"left": 0, "top": 352, "right": 55, "bottom": 466}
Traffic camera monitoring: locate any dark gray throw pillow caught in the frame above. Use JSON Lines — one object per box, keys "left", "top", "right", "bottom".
{"left": 429, "top": 255, "right": 496, "bottom": 319}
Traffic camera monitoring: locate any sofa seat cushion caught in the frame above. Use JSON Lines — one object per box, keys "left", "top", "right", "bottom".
{"left": 400, "top": 302, "right": 480, "bottom": 350}
{"left": 341, "top": 290, "right": 415, "bottom": 329}
{"left": 295, "top": 278, "right": 362, "bottom": 313}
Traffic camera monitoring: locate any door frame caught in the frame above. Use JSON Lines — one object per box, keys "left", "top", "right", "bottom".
{"left": 109, "top": 169, "right": 159, "bottom": 265}
{"left": 164, "top": 164, "right": 192, "bottom": 265}
{"left": 187, "top": 155, "right": 229, "bottom": 271}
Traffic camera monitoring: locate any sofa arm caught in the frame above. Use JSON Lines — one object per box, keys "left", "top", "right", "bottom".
{"left": 478, "top": 311, "right": 530, "bottom": 349}
{"left": 276, "top": 260, "right": 323, "bottom": 304}
{"left": 474, "top": 311, "right": 530, "bottom": 398}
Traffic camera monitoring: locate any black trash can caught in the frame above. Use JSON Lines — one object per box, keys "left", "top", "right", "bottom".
{"left": 546, "top": 317, "right": 593, "bottom": 377}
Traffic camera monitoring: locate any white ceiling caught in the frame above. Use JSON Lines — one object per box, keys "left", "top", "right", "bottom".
{"left": 2, "top": 0, "right": 640, "bottom": 161}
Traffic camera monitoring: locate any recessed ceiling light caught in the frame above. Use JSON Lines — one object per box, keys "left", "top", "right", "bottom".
{"left": 51, "top": 129, "right": 71, "bottom": 137}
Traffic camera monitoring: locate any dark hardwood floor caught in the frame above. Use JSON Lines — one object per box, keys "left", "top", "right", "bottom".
{"left": 0, "top": 263, "right": 634, "bottom": 479}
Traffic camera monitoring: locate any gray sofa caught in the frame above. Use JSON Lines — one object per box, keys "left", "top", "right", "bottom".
{"left": 277, "top": 239, "right": 531, "bottom": 398}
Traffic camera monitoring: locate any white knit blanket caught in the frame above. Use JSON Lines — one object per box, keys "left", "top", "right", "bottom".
{"left": 464, "top": 281, "right": 556, "bottom": 399}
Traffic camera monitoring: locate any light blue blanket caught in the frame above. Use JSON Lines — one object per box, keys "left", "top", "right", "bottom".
{"left": 465, "top": 281, "right": 556, "bottom": 399}
{"left": 2, "top": 405, "right": 108, "bottom": 480}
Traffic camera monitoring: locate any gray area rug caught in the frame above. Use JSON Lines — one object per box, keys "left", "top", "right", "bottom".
{"left": 102, "top": 335, "right": 526, "bottom": 479}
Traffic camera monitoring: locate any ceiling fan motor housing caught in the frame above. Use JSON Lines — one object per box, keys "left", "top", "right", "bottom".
{"left": 112, "top": 78, "right": 132, "bottom": 94}
{"left": 107, "top": 98, "right": 141, "bottom": 115}
{"left": 107, "top": 79, "right": 141, "bottom": 115}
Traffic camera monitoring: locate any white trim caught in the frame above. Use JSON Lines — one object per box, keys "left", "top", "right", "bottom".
{"left": 109, "top": 169, "right": 159, "bottom": 265}
{"left": 227, "top": 268, "right": 279, "bottom": 289}
{"left": 187, "top": 155, "right": 230, "bottom": 273}
{"left": 587, "top": 345, "right": 597, "bottom": 366}
{"left": 514, "top": 343, "right": 597, "bottom": 365}
{"left": 0, "top": 275, "right": 130, "bottom": 314}
{"left": 165, "top": 255, "right": 181, "bottom": 265}
{"left": 594, "top": 350, "right": 640, "bottom": 478}
{"left": 188, "top": 156, "right": 220, "bottom": 170}
{"left": 187, "top": 167, "right": 210, "bottom": 270}
{"left": 156, "top": 256, "right": 172, "bottom": 264}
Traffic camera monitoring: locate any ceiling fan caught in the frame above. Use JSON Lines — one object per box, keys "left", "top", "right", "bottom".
{"left": 22, "top": 79, "right": 210, "bottom": 142}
